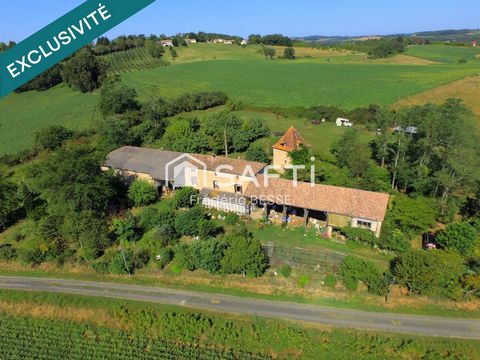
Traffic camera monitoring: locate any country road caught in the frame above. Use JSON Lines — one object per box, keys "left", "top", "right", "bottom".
{"left": 0, "top": 276, "right": 479, "bottom": 340}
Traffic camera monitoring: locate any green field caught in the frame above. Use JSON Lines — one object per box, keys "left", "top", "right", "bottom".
{"left": 406, "top": 44, "right": 480, "bottom": 63}
{"left": 1, "top": 44, "right": 479, "bottom": 155}
{"left": 124, "top": 60, "right": 479, "bottom": 108}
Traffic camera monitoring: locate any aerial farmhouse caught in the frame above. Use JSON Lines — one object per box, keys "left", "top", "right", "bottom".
{"left": 104, "top": 127, "right": 389, "bottom": 237}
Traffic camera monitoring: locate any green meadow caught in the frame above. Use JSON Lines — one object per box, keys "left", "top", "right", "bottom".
{"left": 405, "top": 44, "right": 480, "bottom": 63}
{"left": 1, "top": 43, "right": 479, "bottom": 155}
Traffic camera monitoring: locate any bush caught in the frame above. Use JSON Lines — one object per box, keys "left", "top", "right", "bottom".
{"left": 128, "top": 180, "right": 157, "bottom": 207}
{"left": 297, "top": 275, "right": 310, "bottom": 288}
{"left": 245, "top": 143, "right": 270, "bottom": 163}
{"left": 175, "top": 207, "right": 204, "bottom": 236}
{"left": 339, "top": 256, "right": 388, "bottom": 296}
{"left": 34, "top": 125, "right": 74, "bottom": 151}
{"left": 341, "top": 227, "right": 377, "bottom": 247}
{"left": 0, "top": 245, "right": 17, "bottom": 261}
{"left": 139, "top": 207, "right": 159, "bottom": 231}
{"left": 225, "top": 212, "right": 240, "bottom": 225}
{"left": 154, "top": 224, "right": 179, "bottom": 247}
{"left": 324, "top": 274, "right": 337, "bottom": 288}
{"left": 91, "top": 259, "right": 110, "bottom": 274}
{"left": 173, "top": 187, "right": 199, "bottom": 209}
{"left": 221, "top": 236, "right": 268, "bottom": 277}
{"left": 62, "top": 48, "right": 109, "bottom": 92}
{"left": 198, "top": 220, "right": 223, "bottom": 240}
{"left": 156, "top": 247, "right": 174, "bottom": 269}
{"left": 391, "top": 250, "right": 465, "bottom": 299}
{"left": 279, "top": 264, "right": 292, "bottom": 278}
{"left": 111, "top": 212, "right": 138, "bottom": 243}
{"left": 108, "top": 250, "right": 134, "bottom": 275}
{"left": 172, "top": 243, "right": 196, "bottom": 271}
{"left": 99, "top": 81, "right": 139, "bottom": 115}
{"left": 191, "top": 239, "right": 226, "bottom": 274}
{"left": 435, "top": 222, "right": 479, "bottom": 256}
{"left": 17, "top": 247, "right": 46, "bottom": 265}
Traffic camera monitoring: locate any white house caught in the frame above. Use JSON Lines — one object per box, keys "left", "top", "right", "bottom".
{"left": 186, "top": 38, "right": 197, "bottom": 44}
{"left": 213, "top": 39, "right": 225, "bottom": 44}
{"left": 160, "top": 39, "right": 174, "bottom": 47}
{"left": 241, "top": 39, "right": 248, "bottom": 46}
{"left": 224, "top": 40, "right": 234, "bottom": 45}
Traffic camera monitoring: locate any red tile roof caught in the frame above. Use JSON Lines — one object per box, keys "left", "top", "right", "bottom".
{"left": 272, "top": 126, "right": 308, "bottom": 152}
{"left": 245, "top": 176, "right": 389, "bottom": 221}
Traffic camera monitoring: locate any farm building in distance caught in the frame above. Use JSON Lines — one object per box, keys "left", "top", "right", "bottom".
{"left": 160, "top": 39, "right": 174, "bottom": 47}
{"left": 104, "top": 127, "right": 389, "bottom": 237}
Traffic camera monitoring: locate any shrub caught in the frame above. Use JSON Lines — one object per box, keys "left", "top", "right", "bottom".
{"left": 172, "top": 243, "right": 196, "bottom": 271}
{"left": 324, "top": 274, "right": 337, "bottom": 288}
{"left": 34, "top": 125, "right": 74, "bottom": 151}
{"left": 91, "top": 258, "right": 110, "bottom": 274}
{"left": 108, "top": 250, "right": 134, "bottom": 275}
{"left": 225, "top": 212, "right": 240, "bottom": 225}
{"left": 139, "top": 207, "right": 159, "bottom": 231}
{"left": 111, "top": 212, "right": 139, "bottom": 243}
{"left": 173, "top": 187, "right": 199, "bottom": 209}
{"left": 245, "top": 143, "right": 270, "bottom": 163}
{"left": 341, "top": 227, "right": 376, "bottom": 247}
{"left": 17, "top": 247, "right": 46, "bottom": 266}
{"left": 279, "top": 264, "right": 292, "bottom": 278}
{"left": 99, "top": 81, "right": 139, "bottom": 115}
{"left": 297, "top": 275, "right": 310, "bottom": 288}
{"left": 62, "top": 48, "right": 109, "bottom": 92}
{"left": 198, "top": 220, "right": 223, "bottom": 240}
{"left": 128, "top": 180, "right": 157, "bottom": 207}
{"left": 191, "top": 239, "right": 226, "bottom": 274}
{"left": 175, "top": 207, "right": 204, "bottom": 236}
{"left": 339, "top": 256, "right": 388, "bottom": 295}
{"left": 435, "top": 222, "right": 479, "bottom": 256}
{"left": 221, "top": 236, "right": 268, "bottom": 277}
{"left": 391, "top": 250, "right": 465, "bottom": 299}
{"left": 0, "top": 245, "right": 17, "bottom": 261}
{"left": 156, "top": 247, "right": 174, "bottom": 269}
{"left": 154, "top": 223, "right": 179, "bottom": 247}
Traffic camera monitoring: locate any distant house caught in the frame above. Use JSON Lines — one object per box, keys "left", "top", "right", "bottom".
{"left": 185, "top": 38, "right": 197, "bottom": 44}
{"left": 272, "top": 126, "right": 309, "bottom": 173}
{"left": 241, "top": 39, "right": 248, "bottom": 46}
{"left": 213, "top": 39, "right": 225, "bottom": 44}
{"left": 224, "top": 40, "right": 234, "bottom": 45}
{"left": 160, "top": 39, "right": 174, "bottom": 47}
{"left": 473, "top": 41, "right": 478, "bottom": 47}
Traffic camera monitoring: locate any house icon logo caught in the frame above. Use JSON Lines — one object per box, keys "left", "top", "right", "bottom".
{"left": 165, "top": 154, "right": 207, "bottom": 188}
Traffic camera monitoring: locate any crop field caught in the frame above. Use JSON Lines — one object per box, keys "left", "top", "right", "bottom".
{"left": 395, "top": 75, "right": 480, "bottom": 123}
{"left": 0, "top": 291, "right": 478, "bottom": 360}
{"left": 0, "top": 86, "right": 99, "bottom": 155}
{"left": 405, "top": 44, "right": 480, "bottom": 63}
{"left": 103, "top": 47, "right": 166, "bottom": 73}
{"left": 124, "top": 60, "right": 479, "bottom": 108}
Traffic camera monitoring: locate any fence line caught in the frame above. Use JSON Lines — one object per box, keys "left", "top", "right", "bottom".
{"left": 262, "top": 242, "right": 345, "bottom": 274}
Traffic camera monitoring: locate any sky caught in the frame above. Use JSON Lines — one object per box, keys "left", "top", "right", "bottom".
{"left": 1, "top": 0, "right": 479, "bottom": 42}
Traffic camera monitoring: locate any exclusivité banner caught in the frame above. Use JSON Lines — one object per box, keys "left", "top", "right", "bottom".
{"left": 0, "top": 0, "right": 155, "bottom": 98}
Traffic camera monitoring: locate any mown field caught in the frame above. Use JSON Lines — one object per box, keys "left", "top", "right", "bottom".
{"left": 1, "top": 44, "right": 479, "bottom": 155}
{"left": 405, "top": 44, "right": 480, "bottom": 63}
{"left": 0, "top": 290, "right": 478, "bottom": 360}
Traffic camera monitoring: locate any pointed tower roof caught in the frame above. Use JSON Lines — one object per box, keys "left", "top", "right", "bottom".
{"left": 272, "top": 126, "right": 309, "bottom": 152}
